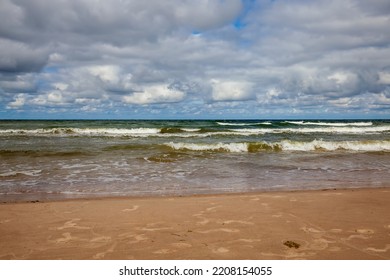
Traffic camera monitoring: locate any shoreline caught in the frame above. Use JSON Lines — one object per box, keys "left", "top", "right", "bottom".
{"left": 2, "top": 185, "right": 389, "bottom": 204}
{"left": 1, "top": 187, "right": 389, "bottom": 260}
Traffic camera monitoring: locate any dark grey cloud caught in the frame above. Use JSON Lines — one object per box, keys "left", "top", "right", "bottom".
{"left": 0, "top": 39, "right": 49, "bottom": 72}
{"left": 0, "top": 72, "right": 36, "bottom": 93}
{"left": 3, "top": 0, "right": 242, "bottom": 43}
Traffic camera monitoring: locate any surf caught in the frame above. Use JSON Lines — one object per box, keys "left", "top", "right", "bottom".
{"left": 164, "top": 140, "right": 390, "bottom": 153}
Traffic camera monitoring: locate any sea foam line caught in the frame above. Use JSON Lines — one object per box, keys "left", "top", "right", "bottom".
{"left": 0, "top": 169, "right": 42, "bottom": 177}
{"left": 285, "top": 121, "right": 373, "bottom": 126}
{"left": 164, "top": 140, "right": 390, "bottom": 153}
{"left": 231, "top": 126, "right": 390, "bottom": 134}
{"left": 0, "top": 127, "right": 161, "bottom": 137}
{"left": 217, "top": 122, "right": 272, "bottom": 126}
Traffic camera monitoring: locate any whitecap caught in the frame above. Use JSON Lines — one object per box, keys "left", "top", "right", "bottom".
{"left": 284, "top": 121, "right": 373, "bottom": 127}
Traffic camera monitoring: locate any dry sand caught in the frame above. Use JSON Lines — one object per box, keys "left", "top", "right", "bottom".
{"left": 0, "top": 188, "right": 389, "bottom": 260}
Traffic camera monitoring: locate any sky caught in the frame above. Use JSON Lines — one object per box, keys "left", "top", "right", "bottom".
{"left": 0, "top": 0, "right": 390, "bottom": 119}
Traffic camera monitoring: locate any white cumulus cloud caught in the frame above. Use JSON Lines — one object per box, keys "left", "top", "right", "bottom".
{"left": 123, "top": 84, "right": 186, "bottom": 105}
{"left": 211, "top": 80, "right": 253, "bottom": 101}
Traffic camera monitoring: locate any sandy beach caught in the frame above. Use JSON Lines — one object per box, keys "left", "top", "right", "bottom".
{"left": 0, "top": 188, "right": 389, "bottom": 260}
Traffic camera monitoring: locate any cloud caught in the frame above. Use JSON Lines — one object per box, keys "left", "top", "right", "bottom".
{"left": 123, "top": 84, "right": 185, "bottom": 105}
{"left": 1, "top": 0, "right": 390, "bottom": 118}
{"left": 6, "top": 93, "right": 26, "bottom": 109}
{"left": 0, "top": 73, "right": 37, "bottom": 93}
{"left": 0, "top": 38, "right": 49, "bottom": 72}
{"left": 211, "top": 79, "right": 253, "bottom": 101}
{"left": 2, "top": 0, "right": 242, "bottom": 44}
{"left": 378, "top": 71, "right": 390, "bottom": 85}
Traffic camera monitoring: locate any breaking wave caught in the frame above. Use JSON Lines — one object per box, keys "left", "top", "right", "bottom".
{"left": 164, "top": 140, "right": 390, "bottom": 153}
{"left": 217, "top": 121, "right": 273, "bottom": 126}
{"left": 0, "top": 169, "right": 42, "bottom": 178}
{"left": 285, "top": 121, "right": 373, "bottom": 126}
{"left": 0, "top": 127, "right": 161, "bottom": 137}
{"left": 0, "top": 125, "right": 388, "bottom": 137}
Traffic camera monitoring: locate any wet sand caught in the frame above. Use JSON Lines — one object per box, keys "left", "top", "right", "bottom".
{"left": 0, "top": 188, "right": 389, "bottom": 260}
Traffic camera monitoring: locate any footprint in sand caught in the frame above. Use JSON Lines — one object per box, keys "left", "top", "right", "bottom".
{"left": 240, "top": 238, "right": 261, "bottom": 243}
{"left": 233, "top": 238, "right": 262, "bottom": 243}
{"left": 343, "top": 229, "right": 375, "bottom": 240}
{"left": 213, "top": 247, "right": 229, "bottom": 254}
{"left": 344, "top": 235, "right": 371, "bottom": 241}
{"left": 223, "top": 220, "right": 254, "bottom": 225}
{"left": 197, "top": 228, "right": 239, "bottom": 234}
{"left": 93, "top": 242, "right": 117, "bottom": 259}
{"left": 54, "top": 232, "right": 73, "bottom": 243}
{"left": 153, "top": 249, "right": 176, "bottom": 254}
{"left": 118, "top": 233, "right": 148, "bottom": 244}
{"left": 328, "top": 246, "right": 341, "bottom": 252}
{"left": 193, "top": 213, "right": 210, "bottom": 225}
{"left": 55, "top": 219, "right": 90, "bottom": 230}
{"left": 121, "top": 205, "right": 139, "bottom": 212}
{"left": 307, "top": 238, "right": 334, "bottom": 250}
{"left": 301, "top": 227, "right": 323, "bottom": 234}
{"left": 137, "top": 226, "right": 172, "bottom": 231}
{"left": 355, "top": 229, "right": 374, "bottom": 234}
{"left": 171, "top": 242, "right": 192, "bottom": 249}
{"left": 90, "top": 236, "right": 111, "bottom": 243}
{"left": 262, "top": 252, "right": 313, "bottom": 259}
{"left": 206, "top": 206, "right": 221, "bottom": 212}
{"left": 366, "top": 244, "right": 390, "bottom": 253}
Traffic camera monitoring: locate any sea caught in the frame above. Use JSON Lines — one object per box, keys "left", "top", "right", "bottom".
{"left": 0, "top": 119, "right": 389, "bottom": 201}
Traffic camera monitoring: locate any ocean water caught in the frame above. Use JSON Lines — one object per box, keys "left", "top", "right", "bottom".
{"left": 0, "top": 119, "right": 389, "bottom": 201}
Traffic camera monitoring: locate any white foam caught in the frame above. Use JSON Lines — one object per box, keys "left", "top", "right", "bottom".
{"left": 0, "top": 124, "right": 388, "bottom": 138}
{"left": 217, "top": 122, "right": 269, "bottom": 126}
{"left": 217, "top": 122, "right": 250, "bottom": 126}
{"left": 165, "top": 140, "right": 390, "bottom": 153}
{"left": 231, "top": 126, "right": 390, "bottom": 135}
{"left": 0, "top": 128, "right": 161, "bottom": 137}
{"left": 285, "top": 121, "right": 373, "bottom": 126}
{"left": 287, "top": 126, "right": 388, "bottom": 134}
{"left": 182, "top": 128, "right": 201, "bottom": 132}
{"left": 164, "top": 142, "right": 248, "bottom": 152}
{"left": 0, "top": 170, "right": 42, "bottom": 177}
{"left": 73, "top": 128, "right": 160, "bottom": 136}
{"left": 280, "top": 140, "right": 390, "bottom": 152}
{"left": 228, "top": 128, "right": 266, "bottom": 134}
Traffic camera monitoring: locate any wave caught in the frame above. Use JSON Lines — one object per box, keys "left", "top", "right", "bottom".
{"left": 164, "top": 140, "right": 390, "bottom": 153}
{"left": 217, "top": 121, "right": 272, "bottom": 126}
{"left": 0, "top": 169, "right": 42, "bottom": 178}
{"left": 285, "top": 121, "right": 373, "bottom": 127}
{"left": 160, "top": 127, "right": 201, "bottom": 133}
{"left": 0, "top": 127, "right": 161, "bottom": 137}
{"left": 165, "top": 142, "right": 250, "bottom": 152}
{"left": 280, "top": 139, "right": 390, "bottom": 152}
{"left": 0, "top": 124, "right": 388, "bottom": 138}
{"left": 230, "top": 126, "right": 390, "bottom": 135}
